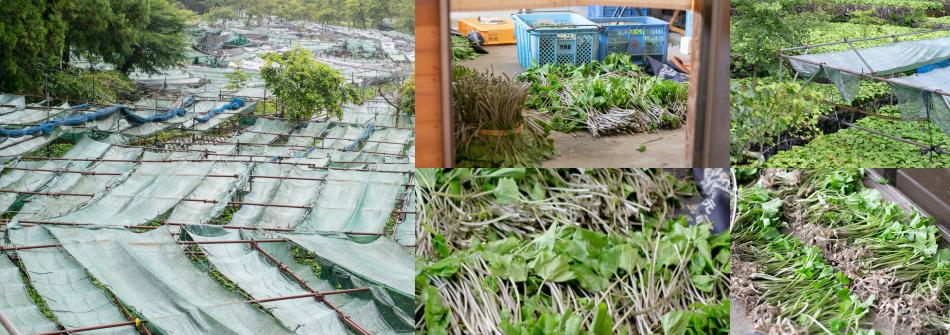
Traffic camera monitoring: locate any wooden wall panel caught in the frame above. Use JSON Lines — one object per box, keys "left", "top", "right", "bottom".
{"left": 415, "top": 0, "right": 447, "bottom": 167}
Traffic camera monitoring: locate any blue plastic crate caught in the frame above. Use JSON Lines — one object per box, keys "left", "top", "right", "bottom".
{"left": 589, "top": 16, "right": 669, "bottom": 64}
{"left": 588, "top": 6, "right": 648, "bottom": 18}
{"left": 512, "top": 12, "right": 599, "bottom": 68}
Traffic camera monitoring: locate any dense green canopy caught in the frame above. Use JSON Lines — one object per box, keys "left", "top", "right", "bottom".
{"left": 0, "top": 0, "right": 190, "bottom": 93}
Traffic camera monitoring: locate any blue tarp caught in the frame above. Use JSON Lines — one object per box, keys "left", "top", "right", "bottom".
{"left": 344, "top": 122, "right": 375, "bottom": 151}
{"left": 194, "top": 97, "right": 245, "bottom": 123}
{"left": 0, "top": 96, "right": 198, "bottom": 138}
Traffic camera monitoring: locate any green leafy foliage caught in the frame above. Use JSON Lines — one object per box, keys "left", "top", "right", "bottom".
{"left": 518, "top": 54, "right": 687, "bottom": 135}
{"left": 731, "top": 0, "right": 822, "bottom": 78}
{"left": 730, "top": 79, "right": 826, "bottom": 161}
{"left": 46, "top": 70, "right": 137, "bottom": 104}
{"left": 260, "top": 47, "right": 359, "bottom": 121}
{"left": 225, "top": 69, "right": 251, "bottom": 89}
{"left": 417, "top": 169, "right": 730, "bottom": 335}
{"left": 397, "top": 75, "right": 415, "bottom": 116}
{"left": 766, "top": 109, "right": 950, "bottom": 167}
{"left": 451, "top": 35, "right": 477, "bottom": 61}
{"left": 734, "top": 170, "right": 950, "bottom": 333}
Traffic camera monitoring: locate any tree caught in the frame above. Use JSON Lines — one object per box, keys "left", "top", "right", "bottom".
{"left": 205, "top": 7, "right": 239, "bottom": 27}
{"left": 260, "top": 47, "right": 359, "bottom": 120}
{"left": 731, "top": 0, "right": 823, "bottom": 78}
{"left": 117, "top": 0, "right": 190, "bottom": 75}
{"left": 225, "top": 69, "right": 251, "bottom": 89}
{"left": 0, "top": 0, "right": 66, "bottom": 92}
{"left": 395, "top": 0, "right": 414, "bottom": 34}
{"left": 345, "top": 0, "right": 370, "bottom": 28}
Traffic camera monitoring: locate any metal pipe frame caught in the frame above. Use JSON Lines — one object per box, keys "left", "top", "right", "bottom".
{"left": 0, "top": 190, "right": 313, "bottom": 209}
{"left": 16, "top": 156, "right": 410, "bottom": 173}
{"left": 248, "top": 242, "right": 373, "bottom": 335}
{"left": 235, "top": 129, "right": 409, "bottom": 145}
{"left": 3, "top": 219, "right": 386, "bottom": 236}
{"left": 0, "top": 308, "right": 21, "bottom": 335}
{"left": 0, "top": 166, "right": 414, "bottom": 186}
{"left": 34, "top": 320, "right": 141, "bottom": 335}
{"left": 182, "top": 138, "right": 409, "bottom": 157}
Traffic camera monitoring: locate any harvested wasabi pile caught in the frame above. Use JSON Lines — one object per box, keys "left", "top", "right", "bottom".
{"left": 416, "top": 168, "right": 730, "bottom": 335}
{"left": 732, "top": 169, "right": 950, "bottom": 334}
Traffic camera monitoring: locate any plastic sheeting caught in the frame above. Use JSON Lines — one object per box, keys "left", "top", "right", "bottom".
{"left": 229, "top": 164, "right": 325, "bottom": 230}
{"left": 8, "top": 225, "right": 134, "bottom": 334}
{"left": 0, "top": 102, "right": 70, "bottom": 125}
{"left": 0, "top": 254, "right": 58, "bottom": 334}
{"left": 0, "top": 137, "right": 111, "bottom": 212}
{"left": 167, "top": 162, "right": 250, "bottom": 224}
{"left": 45, "top": 225, "right": 293, "bottom": 334}
{"left": 889, "top": 66, "right": 950, "bottom": 136}
{"left": 297, "top": 170, "right": 404, "bottom": 234}
{"left": 16, "top": 144, "right": 143, "bottom": 220}
{"left": 789, "top": 37, "right": 950, "bottom": 104}
{"left": 279, "top": 232, "right": 414, "bottom": 299}
{"left": 50, "top": 152, "right": 214, "bottom": 226}
{"left": 0, "top": 94, "right": 25, "bottom": 114}
{"left": 0, "top": 129, "right": 64, "bottom": 158}
{"left": 184, "top": 227, "right": 350, "bottom": 334}
{"left": 790, "top": 37, "right": 950, "bottom": 76}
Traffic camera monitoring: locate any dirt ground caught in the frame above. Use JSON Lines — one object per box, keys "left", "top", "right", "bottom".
{"left": 456, "top": 40, "right": 689, "bottom": 167}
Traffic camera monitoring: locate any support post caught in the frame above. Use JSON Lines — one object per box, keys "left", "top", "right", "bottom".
{"left": 0, "top": 308, "right": 21, "bottom": 335}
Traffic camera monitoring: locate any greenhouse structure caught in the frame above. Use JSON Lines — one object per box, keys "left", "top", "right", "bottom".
{"left": 780, "top": 31, "right": 950, "bottom": 156}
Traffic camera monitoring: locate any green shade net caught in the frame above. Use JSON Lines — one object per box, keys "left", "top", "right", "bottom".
{"left": 167, "top": 162, "right": 251, "bottom": 224}
{"left": 279, "top": 232, "right": 414, "bottom": 299}
{"left": 8, "top": 225, "right": 134, "bottom": 334}
{"left": 296, "top": 169, "right": 404, "bottom": 233}
{"left": 322, "top": 123, "right": 371, "bottom": 150}
{"left": 229, "top": 164, "right": 326, "bottom": 230}
{"left": 0, "top": 254, "right": 58, "bottom": 334}
{"left": 44, "top": 225, "right": 293, "bottom": 334}
{"left": 287, "top": 122, "right": 330, "bottom": 149}
{"left": 394, "top": 191, "right": 415, "bottom": 247}
{"left": 225, "top": 228, "right": 415, "bottom": 334}
{"left": 184, "top": 227, "right": 350, "bottom": 334}
{"left": 254, "top": 237, "right": 413, "bottom": 334}
{"left": 0, "top": 137, "right": 111, "bottom": 212}
{"left": 363, "top": 128, "right": 412, "bottom": 156}
{"left": 889, "top": 66, "right": 950, "bottom": 136}
{"left": 50, "top": 152, "right": 215, "bottom": 226}
{"left": 16, "top": 143, "right": 142, "bottom": 220}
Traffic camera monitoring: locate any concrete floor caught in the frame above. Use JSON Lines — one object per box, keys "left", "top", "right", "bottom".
{"left": 456, "top": 39, "right": 689, "bottom": 167}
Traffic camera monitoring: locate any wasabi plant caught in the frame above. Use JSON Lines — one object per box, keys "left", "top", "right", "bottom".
{"left": 416, "top": 169, "right": 730, "bottom": 335}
